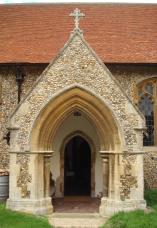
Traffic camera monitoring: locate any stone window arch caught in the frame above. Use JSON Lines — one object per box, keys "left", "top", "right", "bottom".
{"left": 136, "top": 78, "right": 157, "bottom": 146}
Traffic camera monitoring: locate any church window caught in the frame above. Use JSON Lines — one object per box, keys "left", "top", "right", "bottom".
{"left": 137, "top": 78, "right": 157, "bottom": 146}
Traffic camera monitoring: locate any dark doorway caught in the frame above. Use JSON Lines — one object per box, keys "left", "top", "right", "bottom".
{"left": 64, "top": 136, "right": 91, "bottom": 196}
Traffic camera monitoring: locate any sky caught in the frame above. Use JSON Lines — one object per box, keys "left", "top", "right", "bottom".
{"left": 0, "top": 0, "right": 157, "bottom": 4}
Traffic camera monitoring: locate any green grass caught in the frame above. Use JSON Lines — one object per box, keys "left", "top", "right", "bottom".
{"left": 102, "top": 189, "right": 157, "bottom": 228}
{"left": 0, "top": 189, "right": 157, "bottom": 228}
{"left": 0, "top": 203, "right": 51, "bottom": 228}
{"left": 144, "top": 189, "right": 157, "bottom": 209}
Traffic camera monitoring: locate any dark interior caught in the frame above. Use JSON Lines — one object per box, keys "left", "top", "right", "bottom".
{"left": 64, "top": 136, "right": 91, "bottom": 196}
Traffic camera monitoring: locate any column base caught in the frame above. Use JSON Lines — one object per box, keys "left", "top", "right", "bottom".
{"left": 99, "top": 197, "right": 146, "bottom": 217}
{"left": 6, "top": 197, "right": 53, "bottom": 215}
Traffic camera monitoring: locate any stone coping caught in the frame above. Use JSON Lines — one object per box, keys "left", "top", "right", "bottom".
{"left": 9, "top": 151, "right": 54, "bottom": 155}
{"left": 99, "top": 151, "right": 145, "bottom": 155}
{"left": 9, "top": 150, "right": 144, "bottom": 155}
{"left": 143, "top": 146, "right": 157, "bottom": 152}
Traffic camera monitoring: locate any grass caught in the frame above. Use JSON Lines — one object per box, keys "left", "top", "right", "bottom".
{"left": 0, "top": 203, "right": 51, "bottom": 228}
{"left": 102, "top": 189, "right": 157, "bottom": 228}
{"left": 0, "top": 189, "right": 157, "bottom": 228}
{"left": 144, "top": 189, "right": 157, "bottom": 209}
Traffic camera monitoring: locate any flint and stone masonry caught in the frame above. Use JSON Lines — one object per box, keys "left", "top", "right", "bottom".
{"left": 0, "top": 8, "right": 156, "bottom": 217}
{"left": 3, "top": 24, "right": 146, "bottom": 215}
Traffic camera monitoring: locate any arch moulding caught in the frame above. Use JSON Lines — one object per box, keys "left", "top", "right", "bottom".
{"left": 30, "top": 85, "right": 124, "bottom": 153}
{"left": 7, "top": 29, "right": 146, "bottom": 216}
{"left": 59, "top": 130, "right": 96, "bottom": 197}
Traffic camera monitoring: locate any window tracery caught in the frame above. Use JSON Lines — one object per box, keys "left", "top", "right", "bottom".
{"left": 136, "top": 78, "right": 157, "bottom": 146}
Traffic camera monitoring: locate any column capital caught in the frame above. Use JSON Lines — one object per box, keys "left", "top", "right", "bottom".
{"left": 99, "top": 151, "right": 109, "bottom": 161}
{"left": 44, "top": 152, "right": 54, "bottom": 159}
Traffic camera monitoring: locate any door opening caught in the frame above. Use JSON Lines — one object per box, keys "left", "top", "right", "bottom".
{"left": 64, "top": 135, "right": 91, "bottom": 196}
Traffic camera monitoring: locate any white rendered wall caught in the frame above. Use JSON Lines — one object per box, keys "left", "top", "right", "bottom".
{"left": 51, "top": 113, "right": 103, "bottom": 197}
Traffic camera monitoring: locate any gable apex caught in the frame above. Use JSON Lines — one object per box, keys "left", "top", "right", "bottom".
{"left": 42, "top": 28, "right": 144, "bottom": 120}
{"left": 10, "top": 25, "right": 144, "bottom": 122}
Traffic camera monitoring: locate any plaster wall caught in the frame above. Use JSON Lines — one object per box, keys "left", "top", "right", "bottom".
{"left": 51, "top": 113, "right": 103, "bottom": 197}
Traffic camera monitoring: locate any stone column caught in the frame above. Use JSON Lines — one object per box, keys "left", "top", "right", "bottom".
{"left": 100, "top": 151, "right": 109, "bottom": 197}
{"left": 7, "top": 151, "right": 54, "bottom": 215}
{"left": 99, "top": 151, "right": 146, "bottom": 217}
{"left": 44, "top": 154, "right": 53, "bottom": 197}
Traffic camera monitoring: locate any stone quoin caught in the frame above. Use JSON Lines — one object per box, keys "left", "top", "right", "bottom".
{"left": 0, "top": 4, "right": 157, "bottom": 217}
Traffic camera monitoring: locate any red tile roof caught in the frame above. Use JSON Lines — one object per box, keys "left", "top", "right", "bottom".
{"left": 0, "top": 4, "right": 157, "bottom": 63}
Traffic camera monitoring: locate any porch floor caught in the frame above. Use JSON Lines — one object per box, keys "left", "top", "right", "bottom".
{"left": 52, "top": 196, "right": 101, "bottom": 213}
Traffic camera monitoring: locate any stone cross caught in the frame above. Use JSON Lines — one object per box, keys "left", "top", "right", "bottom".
{"left": 70, "top": 8, "right": 85, "bottom": 31}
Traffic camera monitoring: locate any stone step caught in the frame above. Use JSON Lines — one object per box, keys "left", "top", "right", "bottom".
{"left": 48, "top": 213, "right": 107, "bottom": 228}
{"left": 51, "top": 212, "right": 100, "bottom": 218}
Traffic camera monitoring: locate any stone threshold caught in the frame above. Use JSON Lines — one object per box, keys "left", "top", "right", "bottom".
{"left": 48, "top": 213, "right": 108, "bottom": 228}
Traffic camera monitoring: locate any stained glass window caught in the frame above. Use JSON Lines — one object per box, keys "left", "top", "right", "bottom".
{"left": 137, "top": 79, "right": 156, "bottom": 146}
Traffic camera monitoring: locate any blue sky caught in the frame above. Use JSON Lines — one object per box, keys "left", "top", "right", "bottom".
{"left": 0, "top": 0, "right": 157, "bottom": 3}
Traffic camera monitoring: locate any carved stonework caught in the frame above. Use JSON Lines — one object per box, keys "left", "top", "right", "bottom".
{"left": 44, "top": 154, "right": 53, "bottom": 197}
{"left": 99, "top": 152, "right": 109, "bottom": 197}
{"left": 120, "top": 154, "right": 138, "bottom": 201}
{"left": 16, "top": 154, "right": 32, "bottom": 198}
{"left": 59, "top": 131, "right": 96, "bottom": 197}
{"left": 130, "top": 79, "right": 138, "bottom": 104}
{"left": 11, "top": 29, "right": 144, "bottom": 154}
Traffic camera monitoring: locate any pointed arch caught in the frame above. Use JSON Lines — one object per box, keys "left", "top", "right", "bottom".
{"left": 136, "top": 77, "right": 157, "bottom": 146}
{"left": 30, "top": 85, "right": 125, "bottom": 152}
{"left": 60, "top": 131, "right": 94, "bottom": 196}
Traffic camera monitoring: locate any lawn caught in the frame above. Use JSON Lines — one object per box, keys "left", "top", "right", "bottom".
{"left": 0, "top": 203, "right": 51, "bottom": 228}
{"left": 0, "top": 190, "right": 157, "bottom": 228}
{"left": 102, "top": 189, "right": 157, "bottom": 228}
